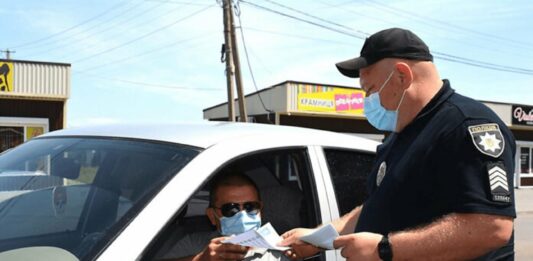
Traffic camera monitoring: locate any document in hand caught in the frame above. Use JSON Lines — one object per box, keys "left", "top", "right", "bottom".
{"left": 298, "top": 223, "right": 339, "bottom": 250}
{"left": 222, "top": 223, "right": 289, "bottom": 251}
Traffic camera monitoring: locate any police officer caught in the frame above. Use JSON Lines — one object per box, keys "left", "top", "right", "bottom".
{"left": 280, "top": 28, "right": 516, "bottom": 261}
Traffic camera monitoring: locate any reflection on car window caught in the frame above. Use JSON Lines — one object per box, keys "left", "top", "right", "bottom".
{"left": 324, "top": 148, "right": 375, "bottom": 216}
{"left": 0, "top": 137, "right": 200, "bottom": 260}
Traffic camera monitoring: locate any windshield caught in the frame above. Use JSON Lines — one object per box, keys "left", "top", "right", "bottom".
{"left": 0, "top": 137, "right": 200, "bottom": 260}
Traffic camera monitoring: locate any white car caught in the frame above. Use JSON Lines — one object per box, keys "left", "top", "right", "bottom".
{"left": 0, "top": 122, "right": 378, "bottom": 261}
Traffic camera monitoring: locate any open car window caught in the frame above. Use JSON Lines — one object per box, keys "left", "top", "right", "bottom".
{"left": 148, "top": 148, "right": 324, "bottom": 261}
{"left": 0, "top": 137, "right": 200, "bottom": 260}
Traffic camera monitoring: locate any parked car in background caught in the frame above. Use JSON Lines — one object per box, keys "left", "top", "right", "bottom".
{"left": 0, "top": 122, "right": 378, "bottom": 261}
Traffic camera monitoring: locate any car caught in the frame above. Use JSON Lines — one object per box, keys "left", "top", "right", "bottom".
{"left": 0, "top": 122, "right": 378, "bottom": 261}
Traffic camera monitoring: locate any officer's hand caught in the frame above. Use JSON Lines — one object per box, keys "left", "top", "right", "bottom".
{"left": 279, "top": 228, "right": 321, "bottom": 259}
{"left": 333, "top": 232, "right": 382, "bottom": 261}
{"left": 197, "top": 236, "right": 249, "bottom": 261}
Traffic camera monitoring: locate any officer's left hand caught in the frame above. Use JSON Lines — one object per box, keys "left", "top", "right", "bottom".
{"left": 333, "top": 232, "right": 382, "bottom": 261}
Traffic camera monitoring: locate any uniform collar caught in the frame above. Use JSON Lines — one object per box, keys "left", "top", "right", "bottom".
{"left": 415, "top": 79, "right": 453, "bottom": 120}
{"left": 401, "top": 79, "right": 454, "bottom": 133}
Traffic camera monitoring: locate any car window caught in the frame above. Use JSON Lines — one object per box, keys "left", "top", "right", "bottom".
{"left": 323, "top": 148, "right": 375, "bottom": 216}
{"left": 0, "top": 137, "right": 200, "bottom": 260}
{"left": 147, "top": 148, "right": 324, "bottom": 261}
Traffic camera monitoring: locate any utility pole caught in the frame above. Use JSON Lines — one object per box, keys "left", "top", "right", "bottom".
{"left": 222, "top": 2, "right": 236, "bottom": 122}
{"left": 1, "top": 49, "right": 15, "bottom": 59}
{"left": 222, "top": 0, "right": 247, "bottom": 122}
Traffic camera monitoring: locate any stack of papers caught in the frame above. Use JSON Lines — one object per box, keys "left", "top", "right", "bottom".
{"left": 222, "top": 222, "right": 339, "bottom": 251}
{"left": 299, "top": 223, "right": 339, "bottom": 250}
{"left": 222, "top": 223, "right": 289, "bottom": 251}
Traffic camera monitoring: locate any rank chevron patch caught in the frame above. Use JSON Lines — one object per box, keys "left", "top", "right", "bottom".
{"left": 487, "top": 162, "right": 511, "bottom": 203}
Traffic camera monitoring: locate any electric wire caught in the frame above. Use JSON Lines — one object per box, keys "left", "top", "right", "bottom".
{"left": 261, "top": 0, "right": 369, "bottom": 37}
{"left": 8, "top": 0, "right": 135, "bottom": 49}
{"left": 234, "top": 3, "right": 274, "bottom": 122}
{"left": 242, "top": 0, "right": 533, "bottom": 76}
{"left": 71, "top": 4, "right": 214, "bottom": 63}
{"left": 365, "top": 0, "right": 533, "bottom": 49}
{"left": 23, "top": 1, "right": 159, "bottom": 57}
{"left": 77, "top": 32, "right": 215, "bottom": 72}
{"left": 239, "top": 0, "right": 365, "bottom": 40}
{"left": 75, "top": 71, "right": 224, "bottom": 91}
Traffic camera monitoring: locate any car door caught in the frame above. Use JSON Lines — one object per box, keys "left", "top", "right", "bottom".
{"left": 99, "top": 135, "right": 332, "bottom": 261}
{"left": 310, "top": 145, "right": 376, "bottom": 261}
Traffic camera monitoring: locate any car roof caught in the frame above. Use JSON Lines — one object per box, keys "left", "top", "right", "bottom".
{"left": 39, "top": 121, "right": 379, "bottom": 151}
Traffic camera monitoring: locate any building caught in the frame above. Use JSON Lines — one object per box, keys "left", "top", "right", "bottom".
{"left": 204, "top": 80, "right": 533, "bottom": 188}
{"left": 0, "top": 59, "right": 71, "bottom": 153}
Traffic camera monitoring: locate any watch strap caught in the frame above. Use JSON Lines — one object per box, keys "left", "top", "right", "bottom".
{"left": 378, "top": 235, "right": 393, "bottom": 261}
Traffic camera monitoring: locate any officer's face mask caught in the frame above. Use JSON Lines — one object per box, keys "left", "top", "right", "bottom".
{"left": 363, "top": 70, "right": 406, "bottom": 132}
{"left": 218, "top": 210, "right": 262, "bottom": 236}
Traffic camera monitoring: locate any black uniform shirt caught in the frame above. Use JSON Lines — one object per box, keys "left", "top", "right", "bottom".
{"left": 355, "top": 80, "right": 516, "bottom": 260}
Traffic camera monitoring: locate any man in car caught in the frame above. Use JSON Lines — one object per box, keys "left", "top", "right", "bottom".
{"left": 160, "top": 170, "right": 294, "bottom": 261}
{"left": 280, "top": 28, "right": 516, "bottom": 260}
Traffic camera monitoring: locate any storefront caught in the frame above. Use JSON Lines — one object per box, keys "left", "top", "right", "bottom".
{"left": 512, "top": 105, "right": 533, "bottom": 187}
{"left": 0, "top": 59, "right": 70, "bottom": 153}
{"left": 204, "top": 80, "right": 533, "bottom": 188}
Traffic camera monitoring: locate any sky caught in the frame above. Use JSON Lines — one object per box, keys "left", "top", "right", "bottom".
{"left": 2, "top": 0, "right": 533, "bottom": 127}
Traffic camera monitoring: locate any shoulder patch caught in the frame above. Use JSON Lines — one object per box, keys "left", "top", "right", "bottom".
{"left": 468, "top": 123, "right": 505, "bottom": 158}
{"left": 487, "top": 162, "right": 511, "bottom": 203}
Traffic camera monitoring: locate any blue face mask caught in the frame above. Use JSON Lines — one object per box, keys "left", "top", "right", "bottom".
{"left": 363, "top": 70, "right": 406, "bottom": 132}
{"left": 219, "top": 211, "right": 262, "bottom": 236}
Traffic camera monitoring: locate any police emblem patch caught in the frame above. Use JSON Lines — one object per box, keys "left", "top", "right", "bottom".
{"left": 468, "top": 123, "right": 505, "bottom": 158}
{"left": 376, "top": 161, "right": 386, "bottom": 187}
{"left": 487, "top": 162, "right": 511, "bottom": 203}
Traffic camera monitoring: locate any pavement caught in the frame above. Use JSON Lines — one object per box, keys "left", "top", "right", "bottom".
{"left": 515, "top": 187, "right": 533, "bottom": 214}
{"left": 514, "top": 187, "right": 533, "bottom": 260}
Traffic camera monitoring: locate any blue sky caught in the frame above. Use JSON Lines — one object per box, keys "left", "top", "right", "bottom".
{"left": 2, "top": 0, "right": 533, "bottom": 127}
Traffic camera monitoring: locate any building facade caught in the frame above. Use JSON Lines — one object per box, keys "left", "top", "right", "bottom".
{"left": 204, "top": 80, "right": 533, "bottom": 188}
{"left": 0, "top": 59, "right": 71, "bottom": 153}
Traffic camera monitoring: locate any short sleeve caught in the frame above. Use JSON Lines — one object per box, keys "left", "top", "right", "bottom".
{"left": 434, "top": 119, "right": 516, "bottom": 218}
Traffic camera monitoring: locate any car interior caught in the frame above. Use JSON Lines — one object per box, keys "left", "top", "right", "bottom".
{"left": 146, "top": 148, "right": 324, "bottom": 261}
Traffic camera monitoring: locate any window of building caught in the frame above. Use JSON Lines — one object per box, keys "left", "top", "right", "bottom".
{"left": 520, "top": 146, "right": 533, "bottom": 175}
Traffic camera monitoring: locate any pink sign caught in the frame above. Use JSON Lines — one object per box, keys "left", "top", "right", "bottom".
{"left": 350, "top": 93, "right": 364, "bottom": 110}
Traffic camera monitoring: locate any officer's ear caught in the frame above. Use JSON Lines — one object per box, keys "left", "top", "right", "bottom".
{"left": 395, "top": 62, "right": 413, "bottom": 89}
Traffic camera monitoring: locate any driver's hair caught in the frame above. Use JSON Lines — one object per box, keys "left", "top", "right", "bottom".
{"left": 208, "top": 168, "right": 260, "bottom": 207}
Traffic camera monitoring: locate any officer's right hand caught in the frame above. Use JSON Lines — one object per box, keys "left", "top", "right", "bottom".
{"left": 279, "top": 228, "right": 321, "bottom": 259}
{"left": 197, "top": 236, "right": 249, "bottom": 261}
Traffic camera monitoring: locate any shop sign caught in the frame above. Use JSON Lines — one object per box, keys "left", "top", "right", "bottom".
{"left": 512, "top": 105, "right": 533, "bottom": 126}
{"left": 0, "top": 62, "right": 14, "bottom": 92}
{"left": 297, "top": 84, "right": 365, "bottom": 115}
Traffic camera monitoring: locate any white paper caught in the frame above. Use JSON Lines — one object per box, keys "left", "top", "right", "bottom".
{"left": 222, "top": 223, "right": 289, "bottom": 251}
{"left": 299, "top": 223, "right": 339, "bottom": 250}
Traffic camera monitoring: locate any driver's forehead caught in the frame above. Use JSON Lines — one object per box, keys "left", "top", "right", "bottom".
{"left": 214, "top": 184, "right": 259, "bottom": 205}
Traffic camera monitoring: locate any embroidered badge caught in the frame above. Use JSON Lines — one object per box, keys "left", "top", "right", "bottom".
{"left": 468, "top": 123, "right": 505, "bottom": 158}
{"left": 487, "top": 162, "right": 511, "bottom": 203}
{"left": 376, "top": 161, "right": 387, "bottom": 187}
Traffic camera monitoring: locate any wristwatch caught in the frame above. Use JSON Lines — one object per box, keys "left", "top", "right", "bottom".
{"left": 378, "top": 235, "right": 393, "bottom": 261}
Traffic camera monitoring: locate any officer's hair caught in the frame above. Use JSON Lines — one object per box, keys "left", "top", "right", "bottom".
{"left": 208, "top": 168, "right": 260, "bottom": 206}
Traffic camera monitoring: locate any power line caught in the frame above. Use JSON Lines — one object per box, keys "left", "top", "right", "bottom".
{"left": 75, "top": 71, "right": 224, "bottom": 91}
{"left": 9, "top": 0, "right": 135, "bottom": 49}
{"left": 239, "top": 0, "right": 365, "bottom": 40}
{"left": 77, "top": 32, "right": 215, "bottom": 72}
{"left": 71, "top": 4, "right": 214, "bottom": 63}
{"left": 241, "top": 0, "right": 533, "bottom": 76}
{"left": 261, "top": 0, "right": 369, "bottom": 37}
{"left": 365, "top": 0, "right": 533, "bottom": 49}
{"left": 23, "top": 0, "right": 154, "bottom": 57}
{"left": 235, "top": 5, "right": 274, "bottom": 122}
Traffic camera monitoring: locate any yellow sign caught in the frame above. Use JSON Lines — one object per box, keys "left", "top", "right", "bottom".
{"left": 297, "top": 84, "right": 365, "bottom": 115}
{"left": 26, "top": 127, "right": 44, "bottom": 140}
{"left": 0, "top": 62, "right": 14, "bottom": 92}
